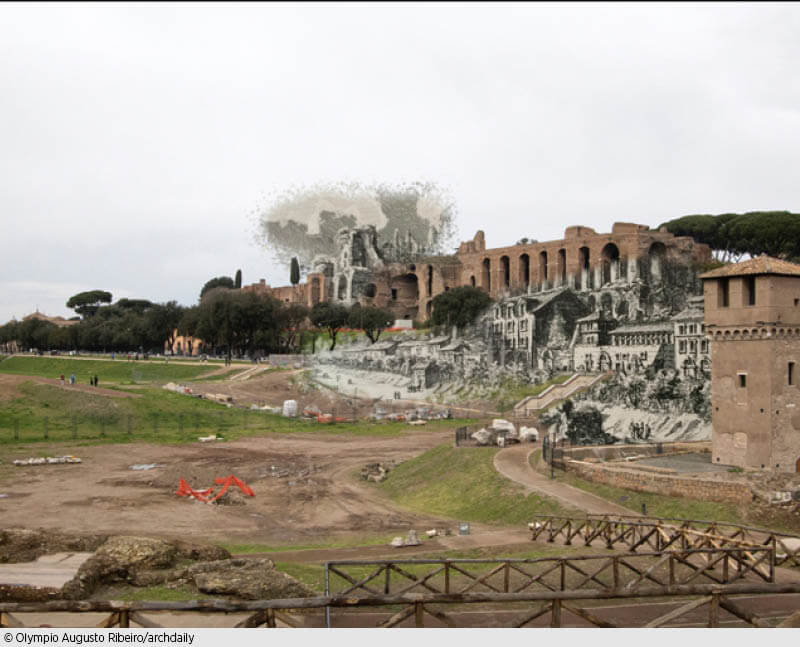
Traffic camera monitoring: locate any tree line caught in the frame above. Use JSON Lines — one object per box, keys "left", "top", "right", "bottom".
{"left": 0, "top": 274, "right": 493, "bottom": 358}
{"left": 659, "top": 211, "right": 800, "bottom": 263}
{"left": 0, "top": 285, "right": 400, "bottom": 359}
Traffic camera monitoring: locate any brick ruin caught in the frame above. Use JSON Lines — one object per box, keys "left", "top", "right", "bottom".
{"left": 245, "top": 221, "right": 710, "bottom": 322}
{"left": 307, "top": 221, "right": 714, "bottom": 411}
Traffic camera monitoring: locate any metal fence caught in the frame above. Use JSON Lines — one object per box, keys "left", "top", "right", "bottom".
{"left": 0, "top": 410, "right": 269, "bottom": 444}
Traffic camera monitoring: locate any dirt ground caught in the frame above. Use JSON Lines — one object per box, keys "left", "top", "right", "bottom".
{"left": 0, "top": 428, "right": 461, "bottom": 546}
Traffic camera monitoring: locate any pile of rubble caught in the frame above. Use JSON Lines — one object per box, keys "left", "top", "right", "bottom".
{"left": 13, "top": 456, "right": 82, "bottom": 466}
{"left": 360, "top": 461, "right": 396, "bottom": 483}
{"left": 471, "top": 420, "right": 539, "bottom": 447}
{"left": 0, "top": 528, "right": 107, "bottom": 564}
{"left": 60, "top": 535, "right": 314, "bottom": 600}
{"left": 372, "top": 406, "right": 452, "bottom": 422}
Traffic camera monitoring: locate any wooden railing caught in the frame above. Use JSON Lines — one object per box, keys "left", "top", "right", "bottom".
{"left": 530, "top": 515, "right": 800, "bottom": 569}
{"left": 324, "top": 548, "right": 774, "bottom": 602}
{"left": 3, "top": 582, "right": 800, "bottom": 628}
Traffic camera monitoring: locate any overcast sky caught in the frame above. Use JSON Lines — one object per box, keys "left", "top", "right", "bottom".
{"left": 2, "top": 3, "right": 799, "bottom": 323}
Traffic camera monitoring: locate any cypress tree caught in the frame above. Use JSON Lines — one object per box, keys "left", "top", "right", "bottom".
{"left": 290, "top": 257, "right": 300, "bottom": 285}
{"left": 234, "top": 269, "right": 242, "bottom": 289}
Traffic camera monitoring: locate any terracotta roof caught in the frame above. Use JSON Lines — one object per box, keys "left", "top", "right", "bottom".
{"left": 699, "top": 256, "right": 800, "bottom": 279}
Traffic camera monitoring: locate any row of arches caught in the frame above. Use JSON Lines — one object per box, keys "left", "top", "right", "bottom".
{"left": 474, "top": 242, "right": 667, "bottom": 294}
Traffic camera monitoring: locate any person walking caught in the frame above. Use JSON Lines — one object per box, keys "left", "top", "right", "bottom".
{"left": 70, "top": 374, "right": 75, "bottom": 385}
{"left": 59, "top": 374, "right": 65, "bottom": 386}
{"left": 93, "top": 375, "right": 99, "bottom": 387}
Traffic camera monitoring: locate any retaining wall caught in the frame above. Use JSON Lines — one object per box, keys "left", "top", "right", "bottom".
{"left": 556, "top": 457, "right": 752, "bottom": 505}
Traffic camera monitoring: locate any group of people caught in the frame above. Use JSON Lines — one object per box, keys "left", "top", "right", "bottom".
{"left": 58, "top": 373, "right": 99, "bottom": 387}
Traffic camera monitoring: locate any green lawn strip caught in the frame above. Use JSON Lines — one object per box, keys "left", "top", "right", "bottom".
{"left": 0, "top": 382, "right": 475, "bottom": 445}
{"left": 0, "top": 356, "right": 216, "bottom": 384}
{"left": 378, "top": 444, "right": 575, "bottom": 526}
{"left": 111, "top": 585, "right": 216, "bottom": 602}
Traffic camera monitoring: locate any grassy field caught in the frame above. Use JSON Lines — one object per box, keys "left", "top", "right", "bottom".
{"left": 378, "top": 444, "right": 574, "bottom": 525}
{"left": 0, "top": 380, "right": 475, "bottom": 445}
{"left": 0, "top": 356, "right": 218, "bottom": 384}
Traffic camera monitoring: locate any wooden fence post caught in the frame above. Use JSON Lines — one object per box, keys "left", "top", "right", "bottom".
{"left": 708, "top": 593, "right": 719, "bottom": 627}
{"left": 43, "top": 416, "right": 48, "bottom": 440}
{"left": 551, "top": 599, "right": 562, "bottom": 627}
{"left": 415, "top": 601, "right": 424, "bottom": 627}
{"left": 669, "top": 554, "right": 675, "bottom": 586}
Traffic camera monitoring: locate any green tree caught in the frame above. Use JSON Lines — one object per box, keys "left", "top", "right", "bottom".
{"left": 116, "top": 298, "right": 154, "bottom": 314}
{"left": 18, "top": 318, "right": 55, "bottom": 350}
{"left": 290, "top": 257, "right": 300, "bottom": 286}
{"left": 66, "top": 290, "right": 113, "bottom": 318}
{"left": 178, "top": 306, "right": 200, "bottom": 339}
{"left": 146, "top": 301, "right": 184, "bottom": 353}
{"left": 199, "top": 276, "right": 235, "bottom": 300}
{"left": 235, "top": 269, "right": 242, "bottom": 289}
{"left": 196, "top": 289, "right": 283, "bottom": 360}
{"left": 310, "top": 302, "right": 350, "bottom": 351}
{"left": 430, "top": 286, "right": 492, "bottom": 329}
{"left": 277, "top": 303, "right": 309, "bottom": 352}
{"left": 349, "top": 304, "right": 395, "bottom": 344}
{"left": 659, "top": 211, "right": 800, "bottom": 262}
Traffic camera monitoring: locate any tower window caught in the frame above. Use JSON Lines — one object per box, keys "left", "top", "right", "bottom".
{"left": 744, "top": 276, "right": 756, "bottom": 306}
{"left": 738, "top": 374, "right": 747, "bottom": 388}
{"left": 719, "top": 278, "right": 730, "bottom": 308}
{"left": 789, "top": 362, "right": 795, "bottom": 386}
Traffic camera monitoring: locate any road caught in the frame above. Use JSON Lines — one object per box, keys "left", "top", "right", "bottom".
{"left": 493, "top": 444, "right": 632, "bottom": 515}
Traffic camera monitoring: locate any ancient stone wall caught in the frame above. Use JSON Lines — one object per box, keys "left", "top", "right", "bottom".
{"left": 453, "top": 223, "right": 710, "bottom": 303}
{"left": 557, "top": 458, "right": 753, "bottom": 505}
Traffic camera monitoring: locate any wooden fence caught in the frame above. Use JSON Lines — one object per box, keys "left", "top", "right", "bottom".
{"left": 530, "top": 515, "right": 800, "bottom": 569}
{"left": 324, "top": 549, "right": 774, "bottom": 601}
{"left": 3, "top": 581, "right": 800, "bottom": 628}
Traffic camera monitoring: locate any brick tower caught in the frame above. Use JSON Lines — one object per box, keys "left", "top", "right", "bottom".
{"left": 701, "top": 256, "right": 800, "bottom": 472}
